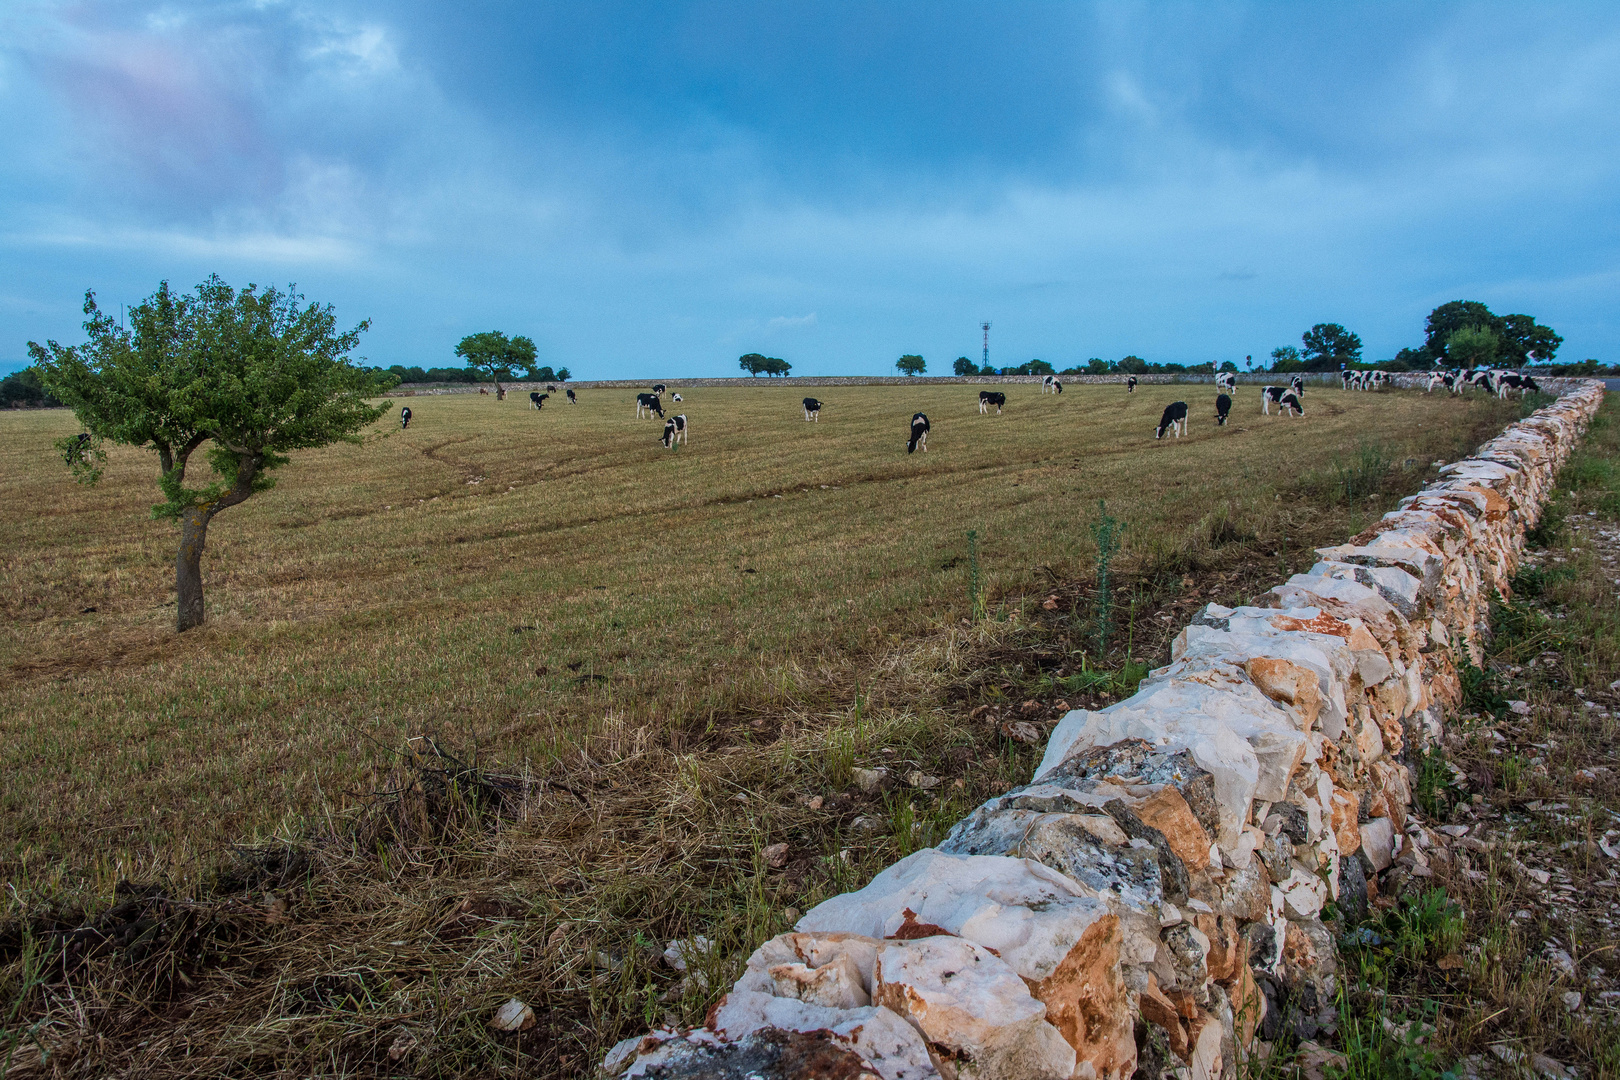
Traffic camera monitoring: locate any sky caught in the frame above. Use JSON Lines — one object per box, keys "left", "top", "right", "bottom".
{"left": 2, "top": 1, "right": 1617, "bottom": 379}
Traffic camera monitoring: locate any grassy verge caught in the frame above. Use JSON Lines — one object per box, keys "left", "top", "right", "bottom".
{"left": 0, "top": 384, "right": 1542, "bottom": 1076}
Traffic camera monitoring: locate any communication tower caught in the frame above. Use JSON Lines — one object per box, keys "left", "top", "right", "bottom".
{"left": 982, "top": 322, "right": 991, "bottom": 368}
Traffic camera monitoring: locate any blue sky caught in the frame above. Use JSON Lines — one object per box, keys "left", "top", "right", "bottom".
{"left": 2, "top": 2, "right": 1617, "bottom": 378}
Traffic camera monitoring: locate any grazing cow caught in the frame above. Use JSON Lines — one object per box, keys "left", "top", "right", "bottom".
{"left": 672, "top": 393, "right": 682, "bottom": 402}
{"left": 1052, "top": 378, "right": 1062, "bottom": 394}
{"left": 399, "top": 406, "right": 412, "bottom": 430}
{"left": 1341, "top": 369, "right": 1356, "bottom": 391}
{"left": 1463, "top": 369, "right": 1494, "bottom": 393}
{"left": 1215, "top": 372, "right": 1237, "bottom": 393}
{"left": 978, "top": 391, "right": 1006, "bottom": 415}
{"left": 1215, "top": 394, "right": 1231, "bottom": 426}
{"left": 1496, "top": 372, "right": 1540, "bottom": 398}
{"left": 566, "top": 388, "right": 578, "bottom": 404}
{"left": 1278, "top": 391, "right": 1304, "bottom": 417}
{"left": 1042, "top": 375, "right": 1057, "bottom": 394}
{"left": 1261, "top": 386, "right": 1306, "bottom": 414}
{"left": 1156, "top": 401, "right": 1189, "bottom": 439}
{"left": 635, "top": 393, "right": 664, "bottom": 419}
{"left": 479, "top": 387, "right": 489, "bottom": 395}
{"left": 652, "top": 383, "right": 668, "bottom": 395}
{"left": 907, "top": 412, "right": 930, "bottom": 453}
{"left": 803, "top": 397, "right": 823, "bottom": 421}
{"left": 1426, "top": 372, "right": 1457, "bottom": 394}
{"left": 1127, "top": 375, "right": 1138, "bottom": 393}
{"left": 529, "top": 391, "right": 545, "bottom": 409}
{"left": 661, "top": 414, "right": 688, "bottom": 448}
{"left": 546, "top": 384, "right": 557, "bottom": 393}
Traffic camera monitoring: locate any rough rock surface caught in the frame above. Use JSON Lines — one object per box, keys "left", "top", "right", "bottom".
{"left": 607, "top": 382, "right": 1604, "bottom": 1080}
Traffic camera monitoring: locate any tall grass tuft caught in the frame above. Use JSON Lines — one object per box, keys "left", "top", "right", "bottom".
{"left": 1088, "top": 501, "right": 1125, "bottom": 653}
{"left": 1334, "top": 441, "right": 1394, "bottom": 503}
{"left": 966, "top": 529, "right": 986, "bottom": 621}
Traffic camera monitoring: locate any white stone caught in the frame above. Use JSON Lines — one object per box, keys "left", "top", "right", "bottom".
{"left": 489, "top": 998, "right": 535, "bottom": 1032}
{"left": 873, "top": 935, "right": 1077, "bottom": 1080}
{"left": 734, "top": 932, "right": 878, "bottom": 1009}
{"left": 703, "top": 993, "right": 938, "bottom": 1080}
{"left": 1360, "top": 818, "right": 1395, "bottom": 871}
{"left": 854, "top": 767, "right": 889, "bottom": 792}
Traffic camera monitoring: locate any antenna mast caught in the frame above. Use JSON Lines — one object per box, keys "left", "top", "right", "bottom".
{"left": 981, "top": 321, "right": 991, "bottom": 368}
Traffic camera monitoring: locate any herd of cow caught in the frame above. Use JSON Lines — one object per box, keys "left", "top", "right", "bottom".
{"left": 393, "top": 366, "right": 1547, "bottom": 451}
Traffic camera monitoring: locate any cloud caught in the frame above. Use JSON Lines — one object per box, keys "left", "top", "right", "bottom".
{"left": 766, "top": 313, "right": 817, "bottom": 332}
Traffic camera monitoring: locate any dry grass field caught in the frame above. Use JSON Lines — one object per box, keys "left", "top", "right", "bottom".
{"left": 0, "top": 381, "right": 1539, "bottom": 1076}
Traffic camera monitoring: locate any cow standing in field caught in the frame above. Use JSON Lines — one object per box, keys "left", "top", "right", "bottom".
{"left": 907, "top": 413, "right": 930, "bottom": 453}
{"left": 978, "top": 391, "right": 1006, "bottom": 414}
{"left": 636, "top": 393, "right": 664, "bottom": 419}
{"left": 1216, "top": 371, "right": 1237, "bottom": 393}
{"left": 1127, "top": 376, "right": 1138, "bottom": 393}
{"left": 1261, "top": 386, "right": 1300, "bottom": 414}
{"left": 530, "top": 391, "right": 548, "bottom": 409}
{"left": 400, "top": 407, "right": 412, "bottom": 430}
{"left": 1156, "top": 402, "right": 1189, "bottom": 439}
{"left": 546, "top": 385, "right": 557, "bottom": 393}
{"left": 661, "top": 414, "right": 688, "bottom": 448}
{"left": 803, "top": 398, "right": 823, "bottom": 421}
{"left": 1215, "top": 394, "right": 1231, "bottom": 426}
{"left": 566, "top": 388, "right": 577, "bottom": 404}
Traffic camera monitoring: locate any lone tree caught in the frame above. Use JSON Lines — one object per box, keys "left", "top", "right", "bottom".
{"left": 739, "top": 353, "right": 791, "bottom": 376}
{"left": 31, "top": 276, "right": 391, "bottom": 632}
{"left": 455, "top": 330, "right": 539, "bottom": 399}
{"left": 952, "top": 356, "right": 976, "bottom": 376}
{"left": 1300, "top": 323, "right": 1362, "bottom": 371}
{"left": 896, "top": 354, "right": 926, "bottom": 376}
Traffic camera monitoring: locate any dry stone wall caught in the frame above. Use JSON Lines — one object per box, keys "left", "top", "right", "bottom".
{"left": 603, "top": 382, "right": 1606, "bottom": 1080}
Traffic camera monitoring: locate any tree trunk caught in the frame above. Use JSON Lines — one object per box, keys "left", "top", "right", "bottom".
{"left": 176, "top": 506, "right": 213, "bottom": 631}
{"left": 495, "top": 381, "right": 506, "bottom": 400}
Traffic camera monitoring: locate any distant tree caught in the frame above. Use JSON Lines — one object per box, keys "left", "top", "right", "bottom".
{"left": 455, "top": 331, "right": 539, "bottom": 399}
{"left": 1218, "top": 360, "right": 1239, "bottom": 373}
{"left": 1446, "top": 325, "right": 1500, "bottom": 369}
{"left": 1023, "top": 359, "right": 1055, "bottom": 376}
{"left": 0, "top": 366, "right": 58, "bottom": 407}
{"left": 556, "top": 367, "right": 571, "bottom": 381}
{"left": 1269, "top": 346, "right": 1303, "bottom": 372}
{"left": 1393, "top": 346, "right": 1434, "bottom": 369}
{"left": 1423, "top": 301, "right": 1500, "bottom": 361}
{"left": 953, "top": 356, "right": 977, "bottom": 376}
{"left": 1085, "top": 358, "right": 1110, "bottom": 374}
{"left": 1498, "top": 313, "right": 1563, "bottom": 366}
{"left": 1117, "top": 355, "right": 1148, "bottom": 374}
{"left": 1301, "top": 323, "right": 1362, "bottom": 371}
{"left": 31, "top": 277, "right": 390, "bottom": 632}
{"left": 896, "top": 354, "right": 926, "bottom": 376}
{"left": 764, "top": 357, "right": 792, "bottom": 376}
{"left": 531, "top": 365, "right": 557, "bottom": 383}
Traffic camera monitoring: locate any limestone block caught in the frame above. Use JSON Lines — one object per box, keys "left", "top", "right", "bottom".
{"left": 797, "top": 850, "right": 1136, "bottom": 1079}
{"left": 699, "top": 995, "right": 940, "bottom": 1080}
{"left": 1243, "top": 657, "right": 1322, "bottom": 731}
{"left": 1032, "top": 739, "right": 1222, "bottom": 840}
{"left": 940, "top": 805, "right": 1165, "bottom": 910}
{"left": 1359, "top": 818, "right": 1394, "bottom": 871}
{"left": 872, "top": 935, "right": 1076, "bottom": 1080}
{"left": 735, "top": 932, "right": 881, "bottom": 1009}
{"left": 1035, "top": 681, "right": 1266, "bottom": 849}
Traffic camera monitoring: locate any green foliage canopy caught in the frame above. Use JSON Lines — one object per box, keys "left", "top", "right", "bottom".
{"left": 739, "top": 353, "right": 791, "bottom": 376}
{"left": 1423, "top": 301, "right": 1561, "bottom": 366}
{"left": 896, "top": 354, "right": 926, "bottom": 376}
{"left": 1301, "top": 323, "right": 1362, "bottom": 370}
{"left": 455, "top": 330, "right": 539, "bottom": 397}
{"left": 1445, "top": 325, "right": 1500, "bottom": 369}
{"left": 30, "top": 276, "right": 390, "bottom": 630}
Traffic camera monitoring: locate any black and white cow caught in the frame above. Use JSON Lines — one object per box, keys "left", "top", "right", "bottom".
{"left": 1289, "top": 375, "right": 1306, "bottom": 398}
{"left": 530, "top": 390, "right": 547, "bottom": 409}
{"left": 1126, "top": 375, "right": 1138, "bottom": 393}
{"left": 1041, "top": 375, "right": 1060, "bottom": 394}
{"left": 672, "top": 393, "right": 682, "bottom": 402}
{"left": 978, "top": 391, "right": 1006, "bottom": 414}
{"left": 1156, "top": 401, "right": 1189, "bottom": 439}
{"left": 1263, "top": 386, "right": 1302, "bottom": 417}
{"left": 1426, "top": 372, "right": 1458, "bottom": 394}
{"left": 661, "top": 414, "right": 688, "bottom": 448}
{"left": 652, "top": 383, "right": 668, "bottom": 396}
{"left": 1496, "top": 372, "right": 1540, "bottom": 398}
{"left": 636, "top": 393, "right": 664, "bottom": 419}
{"left": 566, "top": 388, "right": 578, "bottom": 404}
{"left": 803, "top": 397, "right": 822, "bottom": 421}
{"left": 1215, "top": 371, "right": 1237, "bottom": 393}
{"left": 907, "top": 412, "right": 930, "bottom": 453}
{"left": 1341, "top": 369, "right": 1356, "bottom": 391}
{"left": 1215, "top": 394, "right": 1232, "bottom": 426}
{"left": 400, "top": 406, "right": 412, "bottom": 429}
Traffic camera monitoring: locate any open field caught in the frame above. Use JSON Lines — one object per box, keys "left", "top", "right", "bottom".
{"left": 0, "top": 381, "right": 1540, "bottom": 1075}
